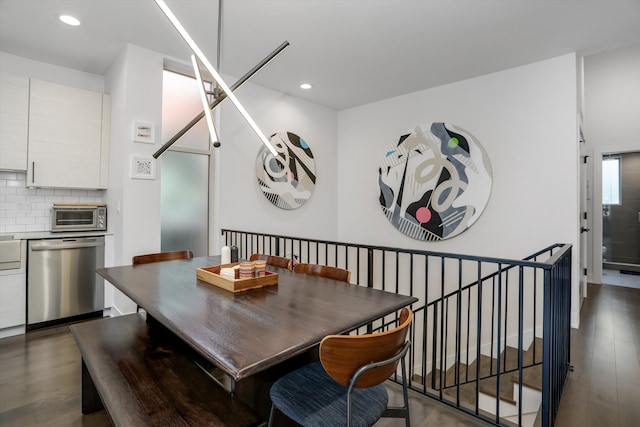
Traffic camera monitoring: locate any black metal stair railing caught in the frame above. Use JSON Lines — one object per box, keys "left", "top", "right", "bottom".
{"left": 222, "top": 229, "right": 572, "bottom": 427}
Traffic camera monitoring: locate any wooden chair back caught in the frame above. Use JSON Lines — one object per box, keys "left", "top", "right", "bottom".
{"left": 132, "top": 250, "right": 194, "bottom": 265}
{"left": 319, "top": 307, "right": 412, "bottom": 388}
{"left": 249, "top": 253, "right": 292, "bottom": 269}
{"left": 293, "top": 263, "right": 351, "bottom": 283}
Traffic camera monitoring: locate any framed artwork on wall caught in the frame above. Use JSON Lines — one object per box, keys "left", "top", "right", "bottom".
{"left": 130, "top": 155, "right": 156, "bottom": 180}
{"left": 133, "top": 121, "right": 155, "bottom": 144}
{"left": 256, "top": 131, "right": 316, "bottom": 210}
{"left": 377, "top": 122, "right": 493, "bottom": 241}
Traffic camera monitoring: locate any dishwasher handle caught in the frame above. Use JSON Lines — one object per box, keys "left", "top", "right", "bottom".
{"left": 30, "top": 240, "right": 104, "bottom": 251}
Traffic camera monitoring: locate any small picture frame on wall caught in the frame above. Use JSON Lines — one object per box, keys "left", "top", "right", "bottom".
{"left": 133, "top": 121, "right": 155, "bottom": 143}
{"left": 130, "top": 155, "right": 156, "bottom": 180}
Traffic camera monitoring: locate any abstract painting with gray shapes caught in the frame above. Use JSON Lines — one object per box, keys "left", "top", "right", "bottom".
{"left": 256, "top": 131, "right": 316, "bottom": 210}
{"left": 378, "top": 123, "right": 492, "bottom": 241}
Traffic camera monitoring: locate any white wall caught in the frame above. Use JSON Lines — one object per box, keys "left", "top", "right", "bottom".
{"left": 584, "top": 42, "right": 640, "bottom": 284}
{"left": 338, "top": 54, "right": 581, "bottom": 326}
{"left": 103, "top": 44, "right": 163, "bottom": 266}
{"left": 103, "top": 44, "right": 164, "bottom": 315}
{"left": 218, "top": 81, "right": 339, "bottom": 241}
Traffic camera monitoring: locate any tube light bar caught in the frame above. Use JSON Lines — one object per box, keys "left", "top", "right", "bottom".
{"left": 155, "top": 0, "right": 278, "bottom": 157}
{"left": 191, "top": 54, "right": 220, "bottom": 146}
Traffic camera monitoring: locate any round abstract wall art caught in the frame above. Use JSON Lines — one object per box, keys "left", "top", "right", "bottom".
{"left": 377, "top": 123, "right": 492, "bottom": 241}
{"left": 256, "top": 131, "right": 316, "bottom": 210}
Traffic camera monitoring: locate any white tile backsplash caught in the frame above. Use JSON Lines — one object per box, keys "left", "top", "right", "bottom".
{"left": 0, "top": 171, "right": 104, "bottom": 233}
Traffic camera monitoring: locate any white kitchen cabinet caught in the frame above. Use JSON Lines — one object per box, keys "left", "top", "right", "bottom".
{"left": 0, "top": 74, "right": 29, "bottom": 171}
{"left": 0, "top": 239, "right": 26, "bottom": 339}
{"left": 27, "top": 79, "right": 110, "bottom": 189}
{"left": 0, "top": 272, "right": 26, "bottom": 333}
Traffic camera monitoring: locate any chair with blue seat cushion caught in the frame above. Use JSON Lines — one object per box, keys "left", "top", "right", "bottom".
{"left": 269, "top": 307, "right": 413, "bottom": 427}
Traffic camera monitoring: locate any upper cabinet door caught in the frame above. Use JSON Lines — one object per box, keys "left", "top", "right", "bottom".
{"left": 0, "top": 74, "right": 30, "bottom": 171}
{"left": 27, "top": 79, "right": 107, "bottom": 189}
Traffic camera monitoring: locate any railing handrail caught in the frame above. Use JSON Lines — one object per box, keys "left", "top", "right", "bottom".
{"left": 221, "top": 228, "right": 567, "bottom": 270}
{"left": 428, "top": 243, "right": 572, "bottom": 308}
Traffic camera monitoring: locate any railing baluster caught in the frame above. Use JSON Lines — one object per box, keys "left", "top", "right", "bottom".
{"left": 465, "top": 286, "right": 471, "bottom": 382}
{"left": 490, "top": 275, "right": 496, "bottom": 375}
{"left": 423, "top": 255, "right": 429, "bottom": 394}
{"left": 431, "top": 298, "right": 438, "bottom": 391}
{"left": 504, "top": 270, "right": 509, "bottom": 373}
{"left": 395, "top": 251, "right": 400, "bottom": 295}
{"left": 495, "top": 263, "right": 502, "bottom": 424}
{"left": 346, "top": 245, "right": 350, "bottom": 274}
{"left": 533, "top": 265, "right": 538, "bottom": 364}
{"left": 455, "top": 259, "right": 462, "bottom": 406}
{"left": 440, "top": 257, "right": 446, "bottom": 399}
{"left": 518, "top": 265, "right": 524, "bottom": 427}
{"left": 475, "top": 261, "right": 482, "bottom": 416}
{"left": 542, "top": 268, "right": 552, "bottom": 427}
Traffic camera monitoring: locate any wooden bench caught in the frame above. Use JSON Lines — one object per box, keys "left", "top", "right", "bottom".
{"left": 70, "top": 314, "right": 262, "bottom": 427}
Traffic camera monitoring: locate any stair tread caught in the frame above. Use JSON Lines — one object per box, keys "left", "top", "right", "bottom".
{"left": 510, "top": 364, "right": 543, "bottom": 391}
{"left": 420, "top": 337, "right": 544, "bottom": 418}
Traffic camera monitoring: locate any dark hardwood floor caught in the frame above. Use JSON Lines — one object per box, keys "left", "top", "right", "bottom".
{"left": 0, "top": 323, "right": 111, "bottom": 426}
{"left": 1, "top": 282, "right": 638, "bottom": 426}
{"left": 554, "top": 283, "right": 640, "bottom": 427}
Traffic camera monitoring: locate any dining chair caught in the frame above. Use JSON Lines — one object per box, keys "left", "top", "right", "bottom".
{"left": 132, "top": 250, "right": 194, "bottom": 265}
{"left": 249, "top": 253, "right": 292, "bottom": 269}
{"left": 268, "top": 307, "right": 413, "bottom": 427}
{"left": 293, "top": 262, "right": 351, "bottom": 283}
{"left": 131, "top": 250, "right": 194, "bottom": 312}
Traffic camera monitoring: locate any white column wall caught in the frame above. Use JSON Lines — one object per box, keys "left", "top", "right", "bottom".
{"left": 103, "top": 44, "right": 164, "bottom": 315}
{"left": 337, "top": 54, "right": 580, "bottom": 326}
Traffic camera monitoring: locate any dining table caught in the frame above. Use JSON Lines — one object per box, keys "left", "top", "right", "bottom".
{"left": 96, "top": 255, "right": 417, "bottom": 418}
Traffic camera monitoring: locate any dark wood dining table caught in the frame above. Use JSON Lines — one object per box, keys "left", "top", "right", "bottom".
{"left": 96, "top": 256, "right": 417, "bottom": 417}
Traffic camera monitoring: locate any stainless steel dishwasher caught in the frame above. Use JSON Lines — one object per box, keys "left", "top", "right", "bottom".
{"left": 27, "top": 236, "right": 104, "bottom": 330}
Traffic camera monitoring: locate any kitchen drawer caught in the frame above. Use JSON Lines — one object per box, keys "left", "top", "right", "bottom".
{"left": 0, "top": 272, "right": 26, "bottom": 330}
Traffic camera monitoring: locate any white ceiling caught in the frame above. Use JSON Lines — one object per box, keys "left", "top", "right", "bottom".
{"left": 1, "top": 0, "right": 640, "bottom": 111}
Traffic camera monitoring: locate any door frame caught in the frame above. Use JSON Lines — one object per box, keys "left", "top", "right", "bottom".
{"left": 592, "top": 146, "right": 640, "bottom": 285}
{"left": 579, "top": 138, "right": 590, "bottom": 301}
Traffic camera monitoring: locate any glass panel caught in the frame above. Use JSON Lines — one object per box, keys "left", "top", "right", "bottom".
{"left": 602, "top": 157, "right": 620, "bottom": 205}
{"left": 162, "top": 70, "right": 212, "bottom": 151}
{"left": 56, "top": 210, "right": 94, "bottom": 224}
{"left": 161, "top": 151, "right": 209, "bottom": 256}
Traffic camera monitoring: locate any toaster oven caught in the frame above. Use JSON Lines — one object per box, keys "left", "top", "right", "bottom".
{"left": 51, "top": 204, "right": 107, "bottom": 232}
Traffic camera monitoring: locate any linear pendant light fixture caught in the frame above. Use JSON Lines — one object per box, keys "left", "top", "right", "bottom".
{"left": 153, "top": 41, "right": 289, "bottom": 159}
{"left": 154, "top": 0, "right": 278, "bottom": 157}
{"left": 191, "top": 54, "right": 220, "bottom": 146}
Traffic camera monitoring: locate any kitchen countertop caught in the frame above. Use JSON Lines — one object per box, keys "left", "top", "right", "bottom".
{"left": 0, "top": 231, "right": 112, "bottom": 240}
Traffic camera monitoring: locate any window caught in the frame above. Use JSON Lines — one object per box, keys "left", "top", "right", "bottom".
{"left": 602, "top": 157, "right": 620, "bottom": 205}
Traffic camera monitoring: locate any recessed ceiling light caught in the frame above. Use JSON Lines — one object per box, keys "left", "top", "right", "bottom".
{"left": 58, "top": 14, "right": 81, "bottom": 26}
{"left": 300, "top": 83, "right": 312, "bottom": 90}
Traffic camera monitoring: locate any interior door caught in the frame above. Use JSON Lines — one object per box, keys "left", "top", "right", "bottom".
{"left": 161, "top": 151, "right": 209, "bottom": 256}
{"left": 160, "top": 69, "right": 213, "bottom": 257}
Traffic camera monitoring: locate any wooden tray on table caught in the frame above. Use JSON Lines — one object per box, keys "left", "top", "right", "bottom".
{"left": 196, "top": 262, "right": 278, "bottom": 293}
